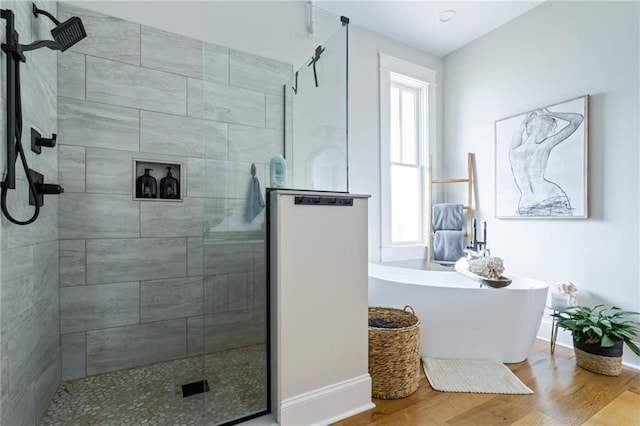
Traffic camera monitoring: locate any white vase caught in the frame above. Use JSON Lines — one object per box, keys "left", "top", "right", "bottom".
{"left": 551, "top": 293, "right": 570, "bottom": 311}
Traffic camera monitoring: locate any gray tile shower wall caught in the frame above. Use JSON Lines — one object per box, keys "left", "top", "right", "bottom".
{"left": 58, "top": 97, "right": 140, "bottom": 152}
{"left": 229, "top": 50, "right": 293, "bottom": 94}
{"left": 59, "top": 239, "right": 85, "bottom": 287}
{"left": 56, "top": 2, "right": 290, "bottom": 384}
{"left": 60, "top": 282, "right": 140, "bottom": 333}
{"left": 0, "top": 1, "right": 61, "bottom": 424}
{"left": 86, "top": 56, "right": 188, "bottom": 115}
{"left": 141, "top": 25, "right": 204, "bottom": 79}
{"left": 187, "top": 78, "right": 267, "bottom": 127}
{"left": 86, "top": 319, "right": 187, "bottom": 376}
{"left": 85, "top": 238, "right": 187, "bottom": 284}
{"left": 140, "top": 277, "right": 205, "bottom": 323}
{"left": 57, "top": 51, "right": 85, "bottom": 99}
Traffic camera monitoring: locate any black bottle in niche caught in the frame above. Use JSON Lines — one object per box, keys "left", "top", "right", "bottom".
{"left": 136, "top": 168, "right": 157, "bottom": 198}
{"left": 160, "top": 167, "right": 180, "bottom": 199}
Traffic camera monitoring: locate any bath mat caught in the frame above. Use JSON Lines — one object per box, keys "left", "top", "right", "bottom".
{"left": 422, "top": 358, "right": 533, "bottom": 394}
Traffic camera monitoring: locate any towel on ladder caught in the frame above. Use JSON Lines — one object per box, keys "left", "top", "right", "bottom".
{"left": 432, "top": 203, "right": 464, "bottom": 231}
{"left": 433, "top": 230, "right": 465, "bottom": 262}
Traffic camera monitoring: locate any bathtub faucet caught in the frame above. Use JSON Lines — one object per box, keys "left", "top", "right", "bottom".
{"left": 468, "top": 218, "right": 488, "bottom": 252}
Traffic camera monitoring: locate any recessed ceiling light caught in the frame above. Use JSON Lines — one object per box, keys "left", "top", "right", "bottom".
{"left": 438, "top": 10, "right": 457, "bottom": 23}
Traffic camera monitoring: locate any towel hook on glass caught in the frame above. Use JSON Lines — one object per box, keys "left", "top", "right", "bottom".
{"left": 308, "top": 44, "right": 325, "bottom": 88}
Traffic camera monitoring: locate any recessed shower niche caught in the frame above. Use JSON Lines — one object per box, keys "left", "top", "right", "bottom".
{"left": 133, "top": 159, "right": 183, "bottom": 201}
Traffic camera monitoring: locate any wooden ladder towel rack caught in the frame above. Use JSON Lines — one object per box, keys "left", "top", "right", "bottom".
{"left": 427, "top": 152, "right": 473, "bottom": 268}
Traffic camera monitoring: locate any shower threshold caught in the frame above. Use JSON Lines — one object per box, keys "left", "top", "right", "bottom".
{"left": 40, "top": 344, "right": 267, "bottom": 426}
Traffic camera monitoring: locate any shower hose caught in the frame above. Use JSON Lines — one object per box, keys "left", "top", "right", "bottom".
{"left": 1, "top": 57, "right": 41, "bottom": 225}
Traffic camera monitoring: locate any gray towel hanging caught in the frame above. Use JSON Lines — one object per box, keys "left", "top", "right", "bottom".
{"left": 432, "top": 203, "right": 464, "bottom": 231}
{"left": 245, "top": 163, "right": 265, "bottom": 222}
{"left": 433, "top": 230, "right": 465, "bottom": 262}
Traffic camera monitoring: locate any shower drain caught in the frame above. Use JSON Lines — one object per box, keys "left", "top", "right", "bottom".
{"left": 181, "top": 380, "right": 210, "bottom": 398}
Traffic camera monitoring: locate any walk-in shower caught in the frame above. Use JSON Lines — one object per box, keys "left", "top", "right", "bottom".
{"left": 0, "top": 2, "right": 347, "bottom": 425}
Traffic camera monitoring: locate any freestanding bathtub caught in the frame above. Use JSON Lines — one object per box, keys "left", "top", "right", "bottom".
{"left": 368, "top": 262, "right": 548, "bottom": 363}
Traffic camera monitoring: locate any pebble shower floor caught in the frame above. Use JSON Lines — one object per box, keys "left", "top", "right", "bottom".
{"left": 40, "top": 344, "right": 267, "bottom": 426}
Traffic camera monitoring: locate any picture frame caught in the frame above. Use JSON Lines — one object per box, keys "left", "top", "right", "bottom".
{"left": 494, "top": 95, "right": 589, "bottom": 219}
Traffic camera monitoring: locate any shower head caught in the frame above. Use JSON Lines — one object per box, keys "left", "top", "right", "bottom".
{"left": 32, "top": 3, "right": 86, "bottom": 52}
{"left": 50, "top": 17, "right": 86, "bottom": 51}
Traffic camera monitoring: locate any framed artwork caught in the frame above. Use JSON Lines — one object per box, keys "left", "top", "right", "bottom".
{"left": 495, "top": 95, "right": 589, "bottom": 219}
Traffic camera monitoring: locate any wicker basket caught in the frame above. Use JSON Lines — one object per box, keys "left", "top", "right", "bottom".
{"left": 574, "top": 347, "right": 622, "bottom": 376}
{"left": 368, "top": 306, "right": 421, "bottom": 399}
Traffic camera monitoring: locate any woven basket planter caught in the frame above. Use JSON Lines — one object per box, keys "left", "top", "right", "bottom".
{"left": 573, "top": 339, "right": 623, "bottom": 376}
{"left": 368, "top": 306, "right": 421, "bottom": 399}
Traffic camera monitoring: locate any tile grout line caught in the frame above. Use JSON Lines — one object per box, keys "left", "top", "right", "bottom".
{"left": 84, "top": 330, "right": 87, "bottom": 379}
{"left": 186, "top": 236, "right": 190, "bottom": 278}
{"left": 185, "top": 71, "right": 189, "bottom": 117}
{"left": 138, "top": 108, "right": 141, "bottom": 154}
{"left": 61, "top": 313, "right": 196, "bottom": 335}
{"left": 138, "top": 23, "right": 141, "bottom": 67}
{"left": 83, "top": 53, "right": 87, "bottom": 100}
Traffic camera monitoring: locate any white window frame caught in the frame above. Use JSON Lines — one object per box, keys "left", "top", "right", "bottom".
{"left": 380, "top": 53, "right": 437, "bottom": 262}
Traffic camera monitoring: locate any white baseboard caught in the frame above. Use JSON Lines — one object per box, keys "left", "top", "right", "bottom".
{"left": 279, "top": 374, "right": 375, "bottom": 426}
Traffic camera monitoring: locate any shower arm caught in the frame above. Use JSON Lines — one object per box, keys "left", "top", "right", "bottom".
{"left": 32, "top": 4, "right": 61, "bottom": 26}
{"left": 18, "top": 40, "right": 62, "bottom": 53}
{"left": 2, "top": 40, "right": 62, "bottom": 62}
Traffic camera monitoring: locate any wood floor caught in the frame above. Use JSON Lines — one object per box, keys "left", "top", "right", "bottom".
{"left": 333, "top": 340, "right": 640, "bottom": 426}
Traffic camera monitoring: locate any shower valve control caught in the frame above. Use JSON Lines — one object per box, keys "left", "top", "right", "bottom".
{"left": 27, "top": 169, "right": 64, "bottom": 207}
{"left": 39, "top": 184, "right": 64, "bottom": 195}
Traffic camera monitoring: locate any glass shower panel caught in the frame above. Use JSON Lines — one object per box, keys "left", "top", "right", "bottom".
{"left": 200, "top": 26, "right": 287, "bottom": 425}
{"left": 284, "top": 24, "right": 348, "bottom": 192}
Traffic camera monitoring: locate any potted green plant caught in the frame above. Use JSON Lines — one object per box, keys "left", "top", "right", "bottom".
{"left": 552, "top": 304, "right": 640, "bottom": 376}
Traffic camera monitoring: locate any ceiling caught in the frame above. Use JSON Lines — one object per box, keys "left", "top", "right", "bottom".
{"left": 313, "top": 1, "right": 545, "bottom": 57}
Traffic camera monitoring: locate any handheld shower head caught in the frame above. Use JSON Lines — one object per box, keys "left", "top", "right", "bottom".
{"left": 32, "top": 3, "right": 86, "bottom": 51}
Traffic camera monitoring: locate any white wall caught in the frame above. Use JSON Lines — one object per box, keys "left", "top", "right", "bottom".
{"left": 443, "top": 1, "right": 640, "bottom": 368}
{"left": 347, "top": 26, "right": 443, "bottom": 262}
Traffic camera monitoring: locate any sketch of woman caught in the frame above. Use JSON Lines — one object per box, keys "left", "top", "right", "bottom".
{"left": 509, "top": 108, "right": 584, "bottom": 216}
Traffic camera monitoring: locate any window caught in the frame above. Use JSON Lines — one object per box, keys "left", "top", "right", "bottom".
{"left": 380, "top": 54, "right": 437, "bottom": 261}
{"left": 390, "top": 81, "right": 422, "bottom": 244}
